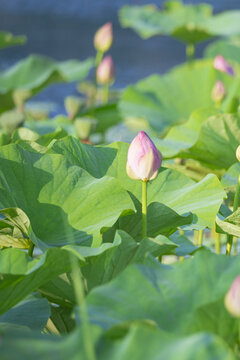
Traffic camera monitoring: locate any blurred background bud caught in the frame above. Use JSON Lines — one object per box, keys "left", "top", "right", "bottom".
{"left": 96, "top": 55, "right": 115, "bottom": 85}
{"left": 94, "top": 22, "right": 113, "bottom": 53}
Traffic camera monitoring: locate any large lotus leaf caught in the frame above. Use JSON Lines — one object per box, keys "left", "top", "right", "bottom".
{"left": 86, "top": 251, "right": 239, "bottom": 346}
{"left": 0, "top": 324, "right": 236, "bottom": 360}
{"left": 65, "top": 230, "right": 178, "bottom": 292}
{"left": 0, "top": 294, "right": 50, "bottom": 331}
{"left": 0, "top": 247, "right": 75, "bottom": 315}
{"left": 0, "top": 55, "right": 93, "bottom": 111}
{"left": 51, "top": 138, "right": 225, "bottom": 229}
{"left": 154, "top": 108, "right": 219, "bottom": 158}
{"left": 0, "top": 31, "right": 26, "bottom": 49}
{"left": 0, "top": 144, "right": 134, "bottom": 248}
{"left": 221, "top": 163, "right": 240, "bottom": 191}
{"left": 119, "top": 2, "right": 240, "bottom": 44}
{"left": 204, "top": 38, "right": 240, "bottom": 64}
{"left": 118, "top": 60, "right": 240, "bottom": 134}
{"left": 179, "top": 113, "right": 240, "bottom": 170}
{"left": 0, "top": 325, "right": 102, "bottom": 360}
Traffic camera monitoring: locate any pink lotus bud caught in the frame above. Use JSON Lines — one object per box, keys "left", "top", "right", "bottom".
{"left": 213, "top": 55, "right": 234, "bottom": 76}
{"left": 225, "top": 275, "right": 240, "bottom": 317}
{"left": 126, "top": 131, "right": 162, "bottom": 181}
{"left": 96, "top": 55, "right": 115, "bottom": 85}
{"left": 94, "top": 22, "right": 113, "bottom": 53}
{"left": 236, "top": 145, "right": 240, "bottom": 162}
{"left": 211, "top": 81, "right": 226, "bottom": 103}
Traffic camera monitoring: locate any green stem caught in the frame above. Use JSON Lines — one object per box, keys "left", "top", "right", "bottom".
{"left": 194, "top": 230, "right": 198, "bottom": 246}
{"left": 215, "top": 232, "right": 221, "bottom": 254}
{"left": 70, "top": 255, "right": 96, "bottom": 360}
{"left": 226, "top": 175, "right": 240, "bottom": 255}
{"left": 186, "top": 43, "right": 195, "bottom": 63}
{"left": 142, "top": 180, "right": 147, "bottom": 239}
{"left": 95, "top": 50, "right": 103, "bottom": 68}
{"left": 233, "top": 236, "right": 238, "bottom": 256}
{"left": 102, "top": 84, "right": 109, "bottom": 104}
{"left": 28, "top": 242, "right": 35, "bottom": 257}
{"left": 198, "top": 230, "right": 203, "bottom": 246}
{"left": 179, "top": 229, "right": 184, "bottom": 236}
{"left": 226, "top": 234, "right": 233, "bottom": 256}
{"left": 238, "top": 319, "right": 240, "bottom": 347}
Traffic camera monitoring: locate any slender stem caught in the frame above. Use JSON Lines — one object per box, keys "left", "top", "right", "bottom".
{"left": 198, "top": 230, "right": 203, "bottom": 246}
{"left": 186, "top": 43, "right": 195, "bottom": 63}
{"left": 226, "top": 175, "right": 240, "bottom": 255}
{"left": 28, "top": 242, "right": 35, "bottom": 257}
{"left": 142, "top": 180, "right": 147, "bottom": 239}
{"left": 102, "top": 84, "right": 109, "bottom": 104}
{"left": 95, "top": 50, "right": 103, "bottom": 68}
{"left": 194, "top": 230, "right": 198, "bottom": 246}
{"left": 233, "top": 236, "right": 238, "bottom": 256}
{"left": 238, "top": 319, "right": 240, "bottom": 346}
{"left": 70, "top": 255, "right": 96, "bottom": 360}
{"left": 226, "top": 235, "right": 233, "bottom": 256}
{"left": 233, "top": 175, "right": 240, "bottom": 212}
{"left": 215, "top": 233, "right": 221, "bottom": 254}
{"left": 179, "top": 229, "right": 184, "bottom": 236}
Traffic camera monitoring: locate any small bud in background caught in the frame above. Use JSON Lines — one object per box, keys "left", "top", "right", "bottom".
{"left": 236, "top": 145, "right": 240, "bottom": 162}
{"left": 64, "top": 96, "right": 82, "bottom": 121}
{"left": 211, "top": 81, "right": 226, "bottom": 103}
{"left": 225, "top": 275, "right": 240, "bottom": 318}
{"left": 213, "top": 55, "right": 235, "bottom": 76}
{"left": 94, "top": 22, "right": 113, "bottom": 53}
{"left": 126, "top": 131, "right": 162, "bottom": 181}
{"left": 75, "top": 117, "right": 98, "bottom": 142}
{"left": 13, "top": 89, "right": 31, "bottom": 113}
{"left": 96, "top": 56, "right": 115, "bottom": 85}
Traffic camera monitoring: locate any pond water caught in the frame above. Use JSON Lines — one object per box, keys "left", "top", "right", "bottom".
{"left": 0, "top": 0, "right": 239, "bottom": 110}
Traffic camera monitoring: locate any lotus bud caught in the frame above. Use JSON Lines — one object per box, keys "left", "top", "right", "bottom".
{"left": 126, "top": 131, "right": 162, "bottom": 181}
{"left": 94, "top": 22, "right": 113, "bottom": 53}
{"left": 75, "top": 117, "right": 98, "bottom": 140}
{"left": 213, "top": 55, "right": 235, "bottom": 76}
{"left": 13, "top": 89, "right": 31, "bottom": 113}
{"left": 96, "top": 56, "right": 115, "bottom": 85}
{"left": 211, "top": 81, "right": 226, "bottom": 103}
{"left": 64, "top": 96, "right": 82, "bottom": 120}
{"left": 236, "top": 145, "right": 240, "bottom": 162}
{"left": 225, "top": 275, "right": 240, "bottom": 317}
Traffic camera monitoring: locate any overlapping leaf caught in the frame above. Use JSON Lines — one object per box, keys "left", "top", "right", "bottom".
{"left": 119, "top": 60, "right": 240, "bottom": 134}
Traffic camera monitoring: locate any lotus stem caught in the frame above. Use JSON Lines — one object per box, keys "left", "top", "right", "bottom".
{"left": 28, "top": 242, "right": 35, "bottom": 257}
{"left": 102, "top": 84, "right": 109, "bottom": 103}
{"left": 70, "top": 255, "right": 96, "bottom": 360}
{"left": 194, "top": 230, "right": 198, "bottom": 246}
{"left": 215, "top": 233, "right": 221, "bottom": 254}
{"left": 95, "top": 50, "right": 103, "bottom": 68}
{"left": 233, "top": 236, "right": 238, "bottom": 256}
{"left": 142, "top": 179, "right": 147, "bottom": 239}
{"left": 186, "top": 43, "right": 195, "bottom": 63}
{"left": 226, "top": 175, "right": 240, "bottom": 255}
{"left": 198, "top": 230, "right": 203, "bottom": 246}
{"left": 179, "top": 229, "right": 184, "bottom": 236}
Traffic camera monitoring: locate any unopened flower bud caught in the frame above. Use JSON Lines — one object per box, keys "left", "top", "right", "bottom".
{"left": 64, "top": 96, "right": 82, "bottom": 120}
{"left": 75, "top": 117, "right": 97, "bottom": 140}
{"left": 96, "top": 56, "right": 115, "bottom": 85}
{"left": 225, "top": 275, "right": 240, "bottom": 318}
{"left": 126, "top": 131, "right": 162, "bottom": 181}
{"left": 211, "top": 81, "right": 226, "bottom": 103}
{"left": 13, "top": 89, "right": 31, "bottom": 113}
{"left": 94, "top": 22, "right": 113, "bottom": 53}
{"left": 213, "top": 55, "right": 234, "bottom": 76}
{"left": 236, "top": 145, "right": 240, "bottom": 162}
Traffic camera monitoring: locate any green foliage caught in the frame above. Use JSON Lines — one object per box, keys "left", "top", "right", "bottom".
{"left": 0, "top": 31, "right": 26, "bottom": 49}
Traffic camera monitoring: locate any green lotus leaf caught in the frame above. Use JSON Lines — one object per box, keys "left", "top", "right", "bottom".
{"left": 0, "top": 294, "right": 50, "bottom": 331}
{"left": 119, "top": 2, "right": 240, "bottom": 44}
{"left": 0, "top": 143, "right": 134, "bottom": 248}
{"left": 51, "top": 138, "right": 225, "bottom": 230}
{"left": 119, "top": 60, "right": 240, "bottom": 135}
{"left": 0, "top": 247, "right": 74, "bottom": 314}
{"left": 0, "top": 55, "right": 94, "bottom": 112}
{"left": 0, "top": 31, "right": 26, "bottom": 50}
{"left": 204, "top": 38, "right": 240, "bottom": 64}
{"left": 0, "top": 324, "right": 236, "bottom": 360}
{"left": 86, "top": 251, "right": 239, "bottom": 346}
